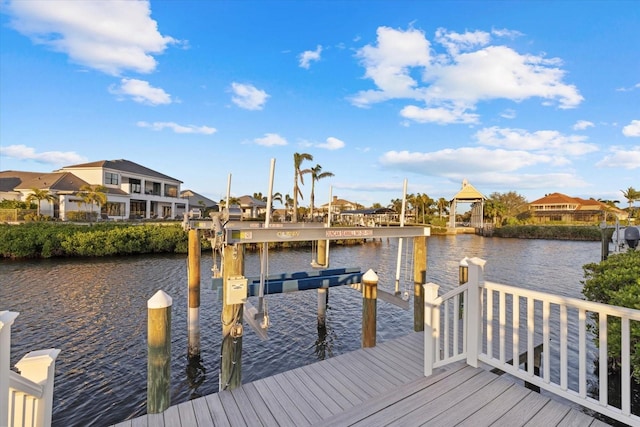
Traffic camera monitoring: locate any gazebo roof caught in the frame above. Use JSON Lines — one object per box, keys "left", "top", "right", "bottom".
{"left": 451, "top": 179, "right": 486, "bottom": 201}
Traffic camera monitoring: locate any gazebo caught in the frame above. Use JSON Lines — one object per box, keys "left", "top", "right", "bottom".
{"left": 448, "top": 179, "right": 486, "bottom": 229}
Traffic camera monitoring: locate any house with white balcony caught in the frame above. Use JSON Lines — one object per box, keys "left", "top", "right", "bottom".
{"left": 0, "top": 159, "right": 187, "bottom": 221}
{"left": 57, "top": 159, "right": 186, "bottom": 220}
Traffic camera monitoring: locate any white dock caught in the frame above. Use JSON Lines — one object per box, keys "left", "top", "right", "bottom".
{"left": 111, "top": 332, "right": 610, "bottom": 427}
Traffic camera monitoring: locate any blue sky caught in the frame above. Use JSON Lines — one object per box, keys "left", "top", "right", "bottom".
{"left": 1, "top": 1, "right": 638, "bottom": 208}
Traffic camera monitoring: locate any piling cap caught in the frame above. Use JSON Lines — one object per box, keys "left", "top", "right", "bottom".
{"left": 363, "top": 269, "right": 378, "bottom": 283}
{"left": 148, "top": 290, "right": 173, "bottom": 309}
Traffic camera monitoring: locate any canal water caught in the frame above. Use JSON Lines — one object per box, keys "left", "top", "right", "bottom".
{"left": 0, "top": 235, "right": 602, "bottom": 426}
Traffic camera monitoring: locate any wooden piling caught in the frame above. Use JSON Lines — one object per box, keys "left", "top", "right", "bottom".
{"left": 362, "top": 269, "right": 378, "bottom": 348}
{"left": 147, "top": 290, "right": 172, "bottom": 414}
{"left": 413, "top": 236, "right": 427, "bottom": 332}
{"left": 317, "top": 239, "right": 327, "bottom": 266}
{"left": 318, "top": 288, "right": 328, "bottom": 326}
{"left": 221, "top": 244, "right": 244, "bottom": 391}
{"left": 188, "top": 229, "right": 201, "bottom": 359}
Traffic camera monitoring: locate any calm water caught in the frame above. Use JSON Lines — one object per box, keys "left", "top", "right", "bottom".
{"left": 0, "top": 235, "right": 602, "bottom": 426}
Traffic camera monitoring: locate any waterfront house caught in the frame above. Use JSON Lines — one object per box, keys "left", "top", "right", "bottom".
{"left": 237, "top": 195, "right": 267, "bottom": 220}
{"left": 180, "top": 189, "right": 218, "bottom": 218}
{"left": 0, "top": 159, "right": 187, "bottom": 221}
{"left": 529, "top": 192, "right": 628, "bottom": 223}
{"left": 319, "top": 195, "right": 361, "bottom": 222}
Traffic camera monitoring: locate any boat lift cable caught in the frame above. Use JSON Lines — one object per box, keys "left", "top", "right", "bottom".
{"left": 257, "top": 158, "right": 276, "bottom": 327}
{"left": 394, "top": 179, "right": 408, "bottom": 294}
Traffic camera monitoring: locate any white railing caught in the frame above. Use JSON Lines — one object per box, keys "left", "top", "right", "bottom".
{"left": 423, "top": 258, "right": 640, "bottom": 427}
{"left": 1, "top": 311, "right": 60, "bottom": 427}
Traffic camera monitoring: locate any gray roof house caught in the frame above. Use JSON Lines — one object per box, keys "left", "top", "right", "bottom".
{"left": 0, "top": 159, "right": 187, "bottom": 221}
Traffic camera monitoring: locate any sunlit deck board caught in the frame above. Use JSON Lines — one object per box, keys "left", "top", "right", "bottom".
{"left": 110, "top": 332, "right": 606, "bottom": 427}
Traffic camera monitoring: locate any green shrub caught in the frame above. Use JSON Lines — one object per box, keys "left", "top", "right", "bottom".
{"left": 582, "top": 250, "right": 640, "bottom": 380}
{"left": 493, "top": 225, "right": 601, "bottom": 240}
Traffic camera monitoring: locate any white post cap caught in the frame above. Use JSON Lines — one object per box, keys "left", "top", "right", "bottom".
{"left": 148, "top": 290, "right": 173, "bottom": 309}
{"left": 363, "top": 269, "right": 378, "bottom": 283}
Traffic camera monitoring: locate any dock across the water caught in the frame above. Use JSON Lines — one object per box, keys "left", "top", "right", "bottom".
{"left": 111, "top": 332, "right": 609, "bottom": 427}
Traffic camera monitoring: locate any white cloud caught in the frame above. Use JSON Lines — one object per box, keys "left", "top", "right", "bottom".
{"left": 299, "top": 45, "right": 323, "bottom": 69}
{"left": 351, "top": 26, "right": 431, "bottom": 106}
{"left": 316, "top": 137, "right": 345, "bottom": 150}
{"left": 350, "top": 26, "right": 583, "bottom": 123}
{"left": 475, "top": 126, "right": 598, "bottom": 156}
{"left": 400, "top": 105, "right": 479, "bottom": 124}
{"left": 500, "top": 109, "right": 516, "bottom": 119}
{"left": 254, "top": 133, "right": 287, "bottom": 147}
{"left": 622, "top": 120, "right": 640, "bottom": 137}
{"left": 5, "top": 0, "right": 177, "bottom": 75}
{"left": 0, "top": 144, "right": 87, "bottom": 165}
{"left": 434, "top": 28, "right": 490, "bottom": 56}
{"left": 378, "top": 147, "right": 589, "bottom": 190}
{"left": 231, "top": 82, "right": 269, "bottom": 110}
{"left": 596, "top": 146, "right": 640, "bottom": 169}
{"left": 137, "top": 121, "right": 216, "bottom": 134}
{"left": 380, "top": 147, "right": 554, "bottom": 175}
{"left": 109, "top": 78, "right": 171, "bottom": 105}
{"left": 573, "top": 120, "right": 594, "bottom": 130}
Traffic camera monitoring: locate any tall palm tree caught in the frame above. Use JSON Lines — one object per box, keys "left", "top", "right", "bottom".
{"left": 25, "top": 188, "right": 55, "bottom": 217}
{"left": 309, "top": 164, "right": 334, "bottom": 220}
{"left": 292, "top": 152, "right": 313, "bottom": 222}
{"left": 621, "top": 186, "right": 640, "bottom": 222}
{"left": 76, "top": 184, "right": 108, "bottom": 224}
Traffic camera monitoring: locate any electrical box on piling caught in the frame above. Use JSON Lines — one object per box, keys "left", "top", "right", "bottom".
{"left": 225, "top": 275, "right": 248, "bottom": 305}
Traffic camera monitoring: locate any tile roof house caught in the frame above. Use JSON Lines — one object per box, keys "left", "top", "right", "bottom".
{"left": 1, "top": 159, "right": 187, "bottom": 221}
{"left": 237, "top": 195, "right": 267, "bottom": 220}
{"left": 529, "top": 192, "right": 628, "bottom": 223}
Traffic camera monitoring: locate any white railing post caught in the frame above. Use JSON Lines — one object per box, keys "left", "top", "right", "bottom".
{"left": 14, "top": 349, "right": 61, "bottom": 427}
{"left": 1, "top": 311, "right": 20, "bottom": 427}
{"left": 466, "top": 257, "right": 486, "bottom": 368}
{"left": 423, "top": 283, "right": 439, "bottom": 376}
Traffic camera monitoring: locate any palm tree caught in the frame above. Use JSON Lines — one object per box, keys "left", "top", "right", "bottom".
{"left": 437, "top": 197, "right": 449, "bottom": 219}
{"left": 284, "top": 193, "right": 294, "bottom": 221}
{"left": 292, "top": 152, "right": 313, "bottom": 222}
{"left": 25, "top": 188, "right": 56, "bottom": 218}
{"left": 309, "top": 164, "right": 334, "bottom": 220}
{"left": 621, "top": 186, "right": 640, "bottom": 222}
{"left": 76, "top": 184, "right": 108, "bottom": 224}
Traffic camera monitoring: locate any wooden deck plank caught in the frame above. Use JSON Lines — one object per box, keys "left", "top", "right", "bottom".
{"left": 289, "top": 366, "right": 351, "bottom": 411}
{"left": 492, "top": 388, "right": 551, "bottom": 427}
{"left": 358, "top": 345, "right": 419, "bottom": 383}
{"left": 131, "top": 416, "right": 146, "bottom": 427}
{"left": 252, "top": 377, "right": 299, "bottom": 427}
{"left": 176, "top": 401, "right": 198, "bottom": 427}
{"left": 523, "top": 399, "right": 571, "bottom": 426}
{"left": 229, "top": 384, "right": 264, "bottom": 427}
{"left": 455, "top": 381, "right": 530, "bottom": 426}
{"left": 191, "top": 396, "right": 215, "bottom": 427}
{"left": 281, "top": 369, "right": 340, "bottom": 418}
{"left": 422, "top": 375, "right": 514, "bottom": 426}
{"left": 338, "top": 351, "right": 399, "bottom": 391}
{"left": 147, "top": 412, "right": 164, "bottom": 427}
{"left": 557, "top": 408, "right": 607, "bottom": 427}
{"left": 303, "top": 359, "right": 365, "bottom": 405}
{"left": 312, "top": 363, "right": 468, "bottom": 427}
{"left": 217, "top": 389, "right": 250, "bottom": 427}
{"left": 321, "top": 353, "right": 386, "bottom": 396}
{"left": 373, "top": 340, "right": 424, "bottom": 374}
{"left": 161, "top": 404, "right": 181, "bottom": 427}
{"left": 241, "top": 382, "right": 279, "bottom": 427}
{"left": 204, "top": 393, "right": 231, "bottom": 427}
{"left": 273, "top": 373, "right": 324, "bottom": 423}
{"left": 382, "top": 368, "right": 498, "bottom": 426}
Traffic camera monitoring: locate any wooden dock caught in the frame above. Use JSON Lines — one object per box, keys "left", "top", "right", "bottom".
{"left": 112, "top": 332, "right": 611, "bottom": 427}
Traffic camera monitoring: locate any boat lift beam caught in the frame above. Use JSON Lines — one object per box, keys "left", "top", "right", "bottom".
{"left": 223, "top": 225, "right": 430, "bottom": 244}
